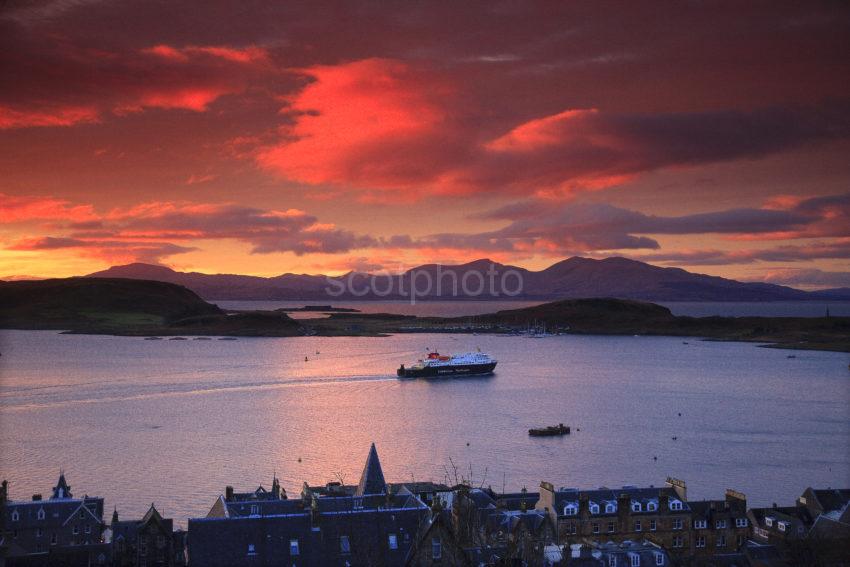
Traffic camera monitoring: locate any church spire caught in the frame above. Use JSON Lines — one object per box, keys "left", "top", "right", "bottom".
{"left": 52, "top": 470, "right": 72, "bottom": 499}
{"left": 355, "top": 443, "right": 387, "bottom": 496}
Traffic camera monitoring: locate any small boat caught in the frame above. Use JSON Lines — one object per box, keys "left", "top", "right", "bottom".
{"left": 787, "top": 355, "right": 796, "bottom": 359}
{"left": 144, "top": 337, "right": 163, "bottom": 341}
{"left": 218, "top": 337, "right": 238, "bottom": 341}
{"left": 528, "top": 423, "right": 570, "bottom": 437}
{"left": 169, "top": 337, "right": 188, "bottom": 341}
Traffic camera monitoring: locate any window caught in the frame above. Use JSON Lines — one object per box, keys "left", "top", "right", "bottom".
{"left": 592, "top": 522, "right": 600, "bottom": 534}
{"left": 289, "top": 539, "right": 299, "bottom": 556}
{"left": 716, "top": 535, "right": 726, "bottom": 547}
{"left": 80, "top": 510, "right": 85, "bottom": 519}
{"left": 11, "top": 510, "right": 19, "bottom": 522}
{"left": 673, "top": 518, "right": 683, "bottom": 530}
{"left": 247, "top": 544, "right": 256, "bottom": 555}
{"left": 650, "top": 520, "right": 657, "bottom": 531}
{"left": 778, "top": 522, "right": 786, "bottom": 532}
{"left": 632, "top": 502, "right": 642, "bottom": 512}
{"left": 564, "top": 504, "right": 578, "bottom": 516}
{"left": 51, "top": 533, "right": 57, "bottom": 545}
{"left": 432, "top": 538, "right": 442, "bottom": 560}
{"left": 716, "top": 519, "right": 727, "bottom": 529}
{"left": 765, "top": 517, "right": 774, "bottom": 527}
{"left": 73, "top": 525, "right": 79, "bottom": 535}
{"left": 605, "top": 502, "right": 617, "bottom": 514}
{"left": 735, "top": 518, "right": 748, "bottom": 528}
{"left": 37, "top": 528, "right": 43, "bottom": 537}
{"left": 140, "top": 541, "right": 147, "bottom": 556}
{"left": 590, "top": 503, "right": 600, "bottom": 514}
{"left": 694, "top": 520, "right": 707, "bottom": 529}
{"left": 85, "top": 525, "right": 91, "bottom": 534}
{"left": 608, "top": 521, "right": 615, "bottom": 533}
{"left": 157, "top": 535, "right": 165, "bottom": 548}
{"left": 655, "top": 553, "right": 665, "bottom": 566}
{"left": 340, "top": 535, "right": 350, "bottom": 553}
{"left": 670, "top": 500, "right": 683, "bottom": 511}
{"left": 697, "top": 536, "right": 706, "bottom": 547}
{"left": 635, "top": 520, "right": 642, "bottom": 532}
{"left": 568, "top": 522, "right": 577, "bottom": 535}
{"left": 388, "top": 533, "right": 398, "bottom": 550}
{"left": 672, "top": 536, "right": 683, "bottom": 548}
{"left": 647, "top": 501, "right": 658, "bottom": 512}
{"left": 737, "top": 535, "right": 744, "bottom": 547}
{"left": 37, "top": 509, "right": 45, "bottom": 520}
{"left": 250, "top": 504, "right": 259, "bottom": 516}
{"left": 609, "top": 557, "right": 617, "bottom": 567}
{"left": 630, "top": 554, "right": 640, "bottom": 567}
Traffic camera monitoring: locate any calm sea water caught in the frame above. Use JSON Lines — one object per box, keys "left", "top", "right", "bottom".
{"left": 0, "top": 330, "right": 848, "bottom": 527}
{"left": 215, "top": 299, "right": 850, "bottom": 318}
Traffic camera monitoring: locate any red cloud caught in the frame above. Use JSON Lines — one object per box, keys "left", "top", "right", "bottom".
{"left": 0, "top": 29, "right": 272, "bottom": 129}
{"left": 256, "top": 58, "right": 850, "bottom": 200}
{"left": 0, "top": 193, "right": 97, "bottom": 222}
{"left": 0, "top": 105, "right": 100, "bottom": 129}
{"left": 257, "top": 58, "right": 455, "bottom": 191}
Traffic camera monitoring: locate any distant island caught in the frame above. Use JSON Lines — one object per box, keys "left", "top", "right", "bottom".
{"left": 81, "top": 257, "right": 850, "bottom": 302}
{"left": 1, "top": 278, "right": 848, "bottom": 352}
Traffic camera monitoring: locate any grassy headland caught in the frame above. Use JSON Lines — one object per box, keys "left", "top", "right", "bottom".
{"left": 1, "top": 278, "right": 847, "bottom": 351}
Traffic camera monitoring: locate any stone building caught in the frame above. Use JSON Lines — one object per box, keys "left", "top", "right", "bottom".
{"left": 1, "top": 473, "right": 109, "bottom": 564}
{"left": 688, "top": 489, "right": 750, "bottom": 561}
{"left": 536, "top": 477, "right": 692, "bottom": 557}
{"left": 187, "top": 444, "right": 430, "bottom": 566}
{"left": 109, "top": 503, "right": 185, "bottom": 567}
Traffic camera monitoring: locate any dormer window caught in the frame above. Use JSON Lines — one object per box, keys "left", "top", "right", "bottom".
{"left": 670, "top": 499, "right": 683, "bottom": 511}
{"left": 631, "top": 501, "right": 642, "bottom": 512}
{"left": 647, "top": 501, "right": 658, "bottom": 512}
{"left": 605, "top": 502, "right": 617, "bottom": 514}
{"left": 778, "top": 522, "right": 786, "bottom": 532}
{"left": 765, "top": 517, "right": 774, "bottom": 527}
{"left": 37, "top": 508, "right": 45, "bottom": 520}
{"left": 12, "top": 510, "right": 20, "bottom": 522}
{"left": 590, "top": 503, "right": 600, "bottom": 514}
{"left": 564, "top": 504, "right": 578, "bottom": 516}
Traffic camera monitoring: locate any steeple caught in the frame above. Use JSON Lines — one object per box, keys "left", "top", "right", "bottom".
{"left": 272, "top": 474, "right": 281, "bottom": 499}
{"left": 355, "top": 443, "right": 387, "bottom": 496}
{"left": 51, "top": 471, "right": 72, "bottom": 499}
{"left": 112, "top": 507, "right": 119, "bottom": 526}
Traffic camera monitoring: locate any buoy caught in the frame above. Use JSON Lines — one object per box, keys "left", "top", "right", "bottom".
{"left": 305, "top": 356, "right": 309, "bottom": 362}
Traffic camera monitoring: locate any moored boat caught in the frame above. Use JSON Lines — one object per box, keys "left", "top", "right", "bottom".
{"left": 528, "top": 423, "right": 570, "bottom": 436}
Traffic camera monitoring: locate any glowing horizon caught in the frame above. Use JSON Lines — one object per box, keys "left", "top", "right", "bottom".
{"left": 2, "top": 2, "right": 849, "bottom": 289}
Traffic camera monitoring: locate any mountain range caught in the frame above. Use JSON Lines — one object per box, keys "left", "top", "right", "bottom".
{"left": 81, "top": 257, "right": 850, "bottom": 302}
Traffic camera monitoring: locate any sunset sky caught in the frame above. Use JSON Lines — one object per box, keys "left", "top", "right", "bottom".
{"left": 2, "top": 1, "right": 849, "bottom": 288}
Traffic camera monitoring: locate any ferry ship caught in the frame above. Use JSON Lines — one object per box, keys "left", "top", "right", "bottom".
{"left": 397, "top": 350, "right": 497, "bottom": 378}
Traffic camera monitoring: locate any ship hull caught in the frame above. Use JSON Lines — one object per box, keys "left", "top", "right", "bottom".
{"left": 397, "top": 361, "right": 497, "bottom": 378}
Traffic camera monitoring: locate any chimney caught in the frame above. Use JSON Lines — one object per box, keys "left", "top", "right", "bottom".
{"left": 618, "top": 493, "right": 630, "bottom": 520}
{"left": 579, "top": 494, "right": 589, "bottom": 515}
{"left": 659, "top": 493, "right": 669, "bottom": 511}
{"left": 1, "top": 480, "right": 7, "bottom": 504}
{"left": 225, "top": 486, "right": 234, "bottom": 501}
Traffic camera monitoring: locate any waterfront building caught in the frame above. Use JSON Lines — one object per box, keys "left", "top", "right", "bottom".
{"left": 0, "top": 473, "right": 109, "bottom": 564}
{"left": 187, "top": 444, "right": 430, "bottom": 566}
{"left": 688, "top": 489, "right": 750, "bottom": 561}
{"left": 536, "top": 477, "right": 693, "bottom": 556}
{"left": 109, "top": 503, "right": 185, "bottom": 567}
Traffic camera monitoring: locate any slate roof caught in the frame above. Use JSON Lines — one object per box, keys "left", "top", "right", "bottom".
{"left": 549, "top": 486, "right": 685, "bottom": 516}
{"left": 355, "top": 442, "right": 387, "bottom": 496}
{"left": 809, "top": 488, "right": 850, "bottom": 514}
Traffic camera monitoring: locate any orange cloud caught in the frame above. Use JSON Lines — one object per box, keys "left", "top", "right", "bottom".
{"left": 257, "top": 58, "right": 455, "bottom": 191}
{"left": 0, "top": 193, "right": 97, "bottom": 222}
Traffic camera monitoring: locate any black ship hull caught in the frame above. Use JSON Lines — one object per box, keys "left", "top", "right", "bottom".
{"left": 397, "top": 362, "right": 497, "bottom": 378}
